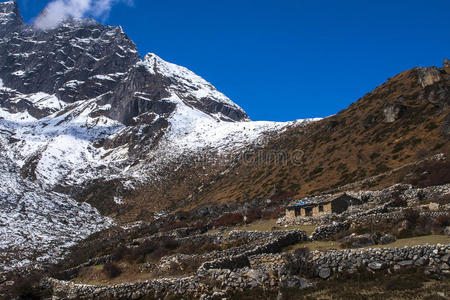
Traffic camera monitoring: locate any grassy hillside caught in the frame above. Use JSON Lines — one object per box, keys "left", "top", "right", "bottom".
{"left": 111, "top": 65, "right": 450, "bottom": 222}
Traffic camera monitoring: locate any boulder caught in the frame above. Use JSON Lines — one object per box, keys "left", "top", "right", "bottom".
{"left": 383, "top": 101, "right": 407, "bottom": 123}
{"left": 379, "top": 234, "right": 396, "bottom": 245}
{"left": 318, "top": 267, "right": 331, "bottom": 279}
{"left": 417, "top": 67, "right": 442, "bottom": 88}
{"left": 341, "top": 233, "right": 378, "bottom": 248}
{"left": 428, "top": 202, "right": 440, "bottom": 211}
{"left": 444, "top": 226, "right": 450, "bottom": 237}
{"left": 279, "top": 275, "right": 311, "bottom": 289}
{"left": 444, "top": 58, "right": 450, "bottom": 70}
{"left": 368, "top": 262, "right": 385, "bottom": 270}
{"left": 398, "top": 260, "right": 414, "bottom": 267}
{"left": 415, "top": 257, "right": 428, "bottom": 266}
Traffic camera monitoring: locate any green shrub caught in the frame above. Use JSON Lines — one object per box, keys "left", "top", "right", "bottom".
{"left": 11, "top": 274, "right": 49, "bottom": 300}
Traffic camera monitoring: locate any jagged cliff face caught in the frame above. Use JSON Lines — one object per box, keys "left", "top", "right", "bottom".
{"left": 0, "top": 1, "right": 22, "bottom": 31}
{"left": 0, "top": 1, "right": 293, "bottom": 273}
{"left": 0, "top": 2, "right": 138, "bottom": 103}
{"left": 0, "top": 1, "right": 249, "bottom": 123}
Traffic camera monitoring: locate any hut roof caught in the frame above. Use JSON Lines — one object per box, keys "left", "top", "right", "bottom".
{"left": 286, "top": 193, "right": 350, "bottom": 209}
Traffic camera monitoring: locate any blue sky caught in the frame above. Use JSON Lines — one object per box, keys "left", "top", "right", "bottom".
{"left": 14, "top": 0, "right": 450, "bottom": 121}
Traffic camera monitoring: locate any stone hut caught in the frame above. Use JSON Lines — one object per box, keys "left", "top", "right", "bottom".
{"left": 285, "top": 193, "right": 357, "bottom": 220}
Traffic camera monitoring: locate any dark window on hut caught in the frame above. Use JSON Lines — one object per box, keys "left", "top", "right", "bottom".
{"left": 305, "top": 207, "right": 313, "bottom": 217}
{"left": 319, "top": 205, "right": 324, "bottom": 212}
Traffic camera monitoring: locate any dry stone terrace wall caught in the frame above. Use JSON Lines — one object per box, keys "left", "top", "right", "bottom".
{"left": 43, "top": 243, "right": 450, "bottom": 299}
{"left": 310, "top": 221, "right": 351, "bottom": 241}
{"left": 310, "top": 244, "right": 450, "bottom": 279}
{"left": 198, "top": 230, "right": 307, "bottom": 271}
{"left": 42, "top": 276, "right": 200, "bottom": 300}
{"left": 43, "top": 230, "right": 309, "bottom": 299}
{"left": 347, "top": 183, "right": 450, "bottom": 205}
{"left": 56, "top": 255, "right": 113, "bottom": 280}
{"left": 308, "top": 209, "right": 450, "bottom": 241}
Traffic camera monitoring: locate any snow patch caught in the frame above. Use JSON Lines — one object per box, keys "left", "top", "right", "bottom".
{"left": 113, "top": 196, "right": 123, "bottom": 205}
{"left": 27, "top": 92, "right": 67, "bottom": 111}
{"left": 12, "top": 70, "right": 25, "bottom": 77}
{"left": 64, "top": 80, "right": 84, "bottom": 88}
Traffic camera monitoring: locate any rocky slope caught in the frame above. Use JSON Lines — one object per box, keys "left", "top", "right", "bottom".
{"left": 0, "top": 1, "right": 312, "bottom": 272}
{"left": 168, "top": 62, "right": 450, "bottom": 208}
{"left": 0, "top": 0, "right": 449, "bottom": 276}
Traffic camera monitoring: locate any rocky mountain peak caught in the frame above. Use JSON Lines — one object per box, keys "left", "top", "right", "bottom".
{"left": 0, "top": 5, "right": 140, "bottom": 108}
{"left": 139, "top": 52, "right": 249, "bottom": 122}
{"left": 0, "top": 1, "right": 23, "bottom": 32}
{"left": 0, "top": 1, "right": 294, "bottom": 273}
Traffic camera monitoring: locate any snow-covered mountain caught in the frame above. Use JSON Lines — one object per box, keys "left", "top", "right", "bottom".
{"left": 0, "top": 1, "right": 318, "bottom": 273}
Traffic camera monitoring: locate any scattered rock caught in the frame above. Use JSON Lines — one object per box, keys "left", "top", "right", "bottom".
{"left": 445, "top": 227, "right": 450, "bottom": 237}
{"left": 318, "top": 267, "right": 331, "bottom": 279}
{"left": 380, "top": 234, "right": 396, "bottom": 245}
{"left": 341, "top": 233, "right": 378, "bottom": 248}
{"left": 368, "top": 262, "right": 384, "bottom": 270}
{"left": 383, "top": 101, "right": 406, "bottom": 123}
{"left": 398, "top": 260, "right": 414, "bottom": 267}
{"left": 444, "top": 58, "right": 450, "bottom": 70}
{"left": 417, "top": 67, "right": 442, "bottom": 88}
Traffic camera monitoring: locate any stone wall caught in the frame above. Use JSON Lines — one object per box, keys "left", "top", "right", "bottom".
{"left": 199, "top": 230, "right": 307, "bottom": 272}
{"left": 43, "top": 230, "right": 308, "bottom": 299}
{"left": 309, "top": 244, "right": 450, "bottom": 279}
{"left": 310, "top": 221, "right": 350, "bottom": 241}
{"left": 279, "top": 183, "right": 450, "bottom": 231}
{"left": 42, "top": 242, "right": 450, "bottom": 299}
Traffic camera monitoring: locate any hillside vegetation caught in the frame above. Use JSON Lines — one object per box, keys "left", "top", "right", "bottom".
{"left": 117, "top": 65, "right": 450, "bottom": 221}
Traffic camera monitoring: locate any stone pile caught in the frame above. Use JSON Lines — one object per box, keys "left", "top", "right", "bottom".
{"left": 339, "top": 233, "right": 396, "bottom": 248}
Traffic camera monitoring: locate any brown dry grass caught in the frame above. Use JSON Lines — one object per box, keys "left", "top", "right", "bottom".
{"left": 111, "top": 67, "right": 450, "bottom": 223}
{"left": 285, "top": 234, "right": 450, "bottom": 252}
{"left": 207, "top": 219, "right": 316, "bottom": 237}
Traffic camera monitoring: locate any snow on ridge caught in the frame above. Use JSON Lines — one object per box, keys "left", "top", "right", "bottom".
{"left": 141, "top": 53, "right": 247, "bottom": 115}
{"left": 0, "top": 93, "right": 121, "bottom": 272}
{"left": 165, "top": 94, "right": 287, "bottom": 154}
{"left": 0, "top": 52, "right": 322, "bottom": 273}
{"left": 124, "top": 93, "right": 320, "bottom": 182}
{"left": 159, "top": 94, "right": 320, "bottom": 156}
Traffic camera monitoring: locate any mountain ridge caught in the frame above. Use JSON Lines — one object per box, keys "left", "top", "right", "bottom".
{"left": 0, "top": 1, "right": 304, "bottom": 272}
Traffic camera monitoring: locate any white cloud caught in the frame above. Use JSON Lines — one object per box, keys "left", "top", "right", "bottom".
{"left": 33, "top": 0, "right": 132, "bottom": 30}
